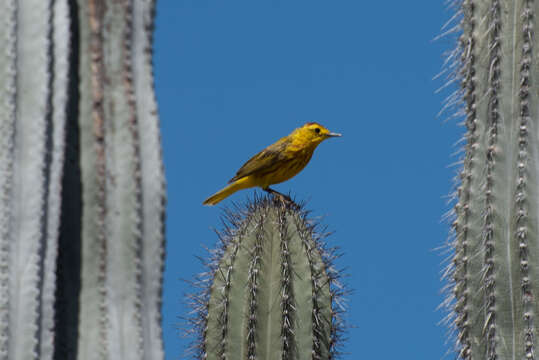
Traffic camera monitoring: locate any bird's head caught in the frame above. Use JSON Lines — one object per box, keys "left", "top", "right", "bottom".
{"left": 293, "top": 122, "right": 342, "bottom": 146}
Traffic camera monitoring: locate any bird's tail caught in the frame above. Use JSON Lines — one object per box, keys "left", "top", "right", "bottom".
{"left": 203, "top": 177, "right": 253, "bottom": 205}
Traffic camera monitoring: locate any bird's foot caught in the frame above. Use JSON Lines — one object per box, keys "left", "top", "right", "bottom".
{"left": 263, "top": 188, "right": 299, "bottom": 210}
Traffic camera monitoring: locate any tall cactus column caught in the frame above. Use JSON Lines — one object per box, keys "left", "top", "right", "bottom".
{"left": 0, "top": 1, "right": 166, "bottom": 359}
{"left": 189, "top": 198, "right": 345, "bottom": 360}
{"left": 445, "top": 1, "right": 539, "bottom": 359}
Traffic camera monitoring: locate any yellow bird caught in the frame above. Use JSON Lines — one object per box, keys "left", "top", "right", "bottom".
{"left": 203, "top": 122, "right": 341, "bottom": 205}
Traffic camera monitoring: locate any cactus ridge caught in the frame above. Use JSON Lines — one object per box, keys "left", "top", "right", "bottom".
{"left": 0, "top": 1, "right": 17, "bottom": 358}
{"left": 121, "top": 0, "right": 145, "bottom": 355}
{"left": 186, "top": 194, "right": 347, "bottom": 360}
{"left": 131, "top": 0, "right": 166, "bottom": 356}
{"left": 440, "top": 0, "right": 477, "bottom": 359}
{"left": 87, "top": 1, "right": 110, "bottom": 356}
{"left": 293, "top": 214, "right": 332, "bottom": 359}
{"left": 483, "top": 2, "right": 501, "bottom": 358}
{"left": 246, "top": 210, "right": 265, "bottom": 359}
{"left": 11, "top": 0, "right": 52, "bottom": 357}
{"left": 518, "top": 2, "right": 535, "bottom": 359}
{"left": 278, "top": 209, "right": 295, "bottom": 358}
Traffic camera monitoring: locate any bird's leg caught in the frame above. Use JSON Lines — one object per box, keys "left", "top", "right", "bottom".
{"left": 263, "top": 187, "right": 291, "bottom": 201}
{"left": 263, "top": 187, "right": 297, "bottom": 208}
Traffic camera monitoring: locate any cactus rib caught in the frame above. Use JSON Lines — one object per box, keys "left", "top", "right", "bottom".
{"left": 517, "top": 3, "right": 534, "bottom": 358}
{"left": 483, "top": 2, "right": 501, "bottom": 358}
{"left": 131, "top": 0, "right": 166, "bottom": 357}
{"left": 0, "top": 0, "right": 17, "bottom": 358}
{"left": 10, "top": 0, "right": 52, "bottom": 358}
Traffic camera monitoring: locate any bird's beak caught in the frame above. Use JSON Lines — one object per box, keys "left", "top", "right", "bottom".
{"left": 327, "top": 132, "right": 342, "bottom": 138}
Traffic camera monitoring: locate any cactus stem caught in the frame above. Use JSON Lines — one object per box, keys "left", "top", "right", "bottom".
{"left": 188, "top": 195, "right": 347, "bottom": 360}
{"left": 444, "top": 0, "right": 539, "bottom": 359}
{"left": 0, "top": 1, "right": 164, "bottom": 358}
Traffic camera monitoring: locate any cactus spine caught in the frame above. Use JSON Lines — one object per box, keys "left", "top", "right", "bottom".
{"left": 189, "top": 197, "right": 345, "bottom": 360}
{"left": 0, "top": 1, "right": 165, "bottom": 359}
{"left": 443, "top": 1, "right": 539, "bottom": 359}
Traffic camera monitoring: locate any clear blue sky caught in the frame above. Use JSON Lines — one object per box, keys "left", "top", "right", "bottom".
{"left": 154, "top": 1, "right": 461, "bottom": 358}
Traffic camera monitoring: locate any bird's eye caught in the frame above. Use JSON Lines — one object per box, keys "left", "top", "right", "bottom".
{"left": 314, "top": 128, "right": 321, "bottom": 134}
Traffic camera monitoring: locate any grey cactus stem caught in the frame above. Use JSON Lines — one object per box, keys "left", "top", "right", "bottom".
{"left": 444, "top": 0, "right": 539, "bottom": 359}
{"left": 0, "top": 1, "right": 165, "bottom": 359}
{"left": 191, "top": 197, "right": 345, "bottom": 360}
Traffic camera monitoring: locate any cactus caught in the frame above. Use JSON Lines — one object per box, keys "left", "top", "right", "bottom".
{"left": 442, "top": 1, "right": 539, "bottom": 359}
{"left": 0, "top": 1, "right": 165, "bottom": 359}
{"left": 187, "top": 196, "right": 346, "bottom": 360}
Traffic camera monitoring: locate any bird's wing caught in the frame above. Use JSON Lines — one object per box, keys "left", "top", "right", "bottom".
{"left": 228, "top": 137, "right": 293, "bottom": 183}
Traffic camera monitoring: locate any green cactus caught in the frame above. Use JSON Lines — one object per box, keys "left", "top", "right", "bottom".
{"left": 0, "top": 1, "right": 165, "bottom": 359}
{"left": 443, "top": 0, "right": 539, "bottom": 359}
{"left": 188, "top": 196, "right": 346, "bottom": 360}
